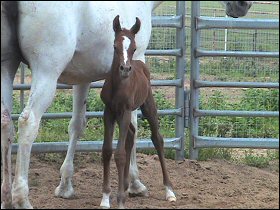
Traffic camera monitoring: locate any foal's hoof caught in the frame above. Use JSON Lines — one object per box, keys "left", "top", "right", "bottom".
{"left": 166, "top": 195, "right": 177, "bottom": 202}
{"left": 165, "top": 187, "right": 176, "bottom": 202}
{"left": 128, "top": 180, "right": 148, "bottom": 197}
{"left": 100, "top": 193, "right": 110, "bottom": 209}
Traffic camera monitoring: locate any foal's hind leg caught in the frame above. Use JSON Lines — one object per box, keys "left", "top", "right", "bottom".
{"left": 140, "top": 90, "right": 176, "bottom": 202}
{"left": 1, "top": 60, "right": 19, "bottom": 209}
{"left": 55, "top": 83, "right": 90, "bottom": 199}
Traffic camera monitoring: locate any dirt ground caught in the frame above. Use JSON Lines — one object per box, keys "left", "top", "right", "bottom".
{"left": 1, "top": 152, "right": 278, "bottom": 209}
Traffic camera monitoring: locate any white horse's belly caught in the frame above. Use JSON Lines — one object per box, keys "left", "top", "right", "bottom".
{"left": 59, "top": 50, "right": 113, "bottom": 84}
{"left": 18, "top": 1, "right": 153, "bottom": 85}
{"left": 59, "top": 2, "right": 152, "bottom": 85}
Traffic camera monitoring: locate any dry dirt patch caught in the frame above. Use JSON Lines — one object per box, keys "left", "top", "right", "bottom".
{"left": 2, "top": 152, "right": 278, "bottom": 209}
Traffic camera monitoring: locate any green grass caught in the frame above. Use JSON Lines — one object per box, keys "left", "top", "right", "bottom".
{"left": 243, "top": 149, "right": 279, "bottom": 168}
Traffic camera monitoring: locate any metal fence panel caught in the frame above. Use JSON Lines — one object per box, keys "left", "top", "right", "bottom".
{"left": 189, "top": 1, "right": 279, "bottom": 160}
{"left": 11, "top": 2, "right": 186, "bottom": 160}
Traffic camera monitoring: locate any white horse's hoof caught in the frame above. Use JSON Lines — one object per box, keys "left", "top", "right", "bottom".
{"left": 100, "top": 205, "right": 110, "bottom": 209}
{"left": 128, "top": 180, "right": 148, "bottom": 197}
{"left": 12, "top": 181, "right": 34, "bottom": 209}
{"left": 55, "top": 183, "right": 74, "bottom": 199}
{"left": 12, "top": 200, "right": 33, "bottom": 209}
{"left": 1, "top": 202, "right": 12, "bottom": 209}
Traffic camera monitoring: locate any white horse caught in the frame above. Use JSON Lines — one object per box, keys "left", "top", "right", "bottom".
{"left": 1, "top": 1, "right": 252, "bottom": 209}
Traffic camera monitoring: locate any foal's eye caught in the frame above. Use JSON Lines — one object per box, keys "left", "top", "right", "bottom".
{"left": 134, "top": 49, "right": 136, "bottom": 52}
{"left": 113, "top": 45, "right": 116, "bottom": 50}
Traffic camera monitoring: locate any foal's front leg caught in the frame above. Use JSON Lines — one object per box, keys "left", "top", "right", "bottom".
{"left": 100, "top": 107, "right": 115, "bottom": 209}
{"left": 140, "top": 90, "right": 176, "bottom": 202}
{"left": 115, "top": 111, "right": 131, "bottom": 209}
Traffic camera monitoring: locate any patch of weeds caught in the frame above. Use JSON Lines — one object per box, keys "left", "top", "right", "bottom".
{"left": 198, "top": 148, "right": 232, "bottom": 161}
{"left": 243, "top": 150, "right": 271, "bottom": 168}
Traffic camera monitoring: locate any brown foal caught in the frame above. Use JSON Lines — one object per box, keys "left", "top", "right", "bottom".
{"left": 100, "top": 15, "right": 176, "bottom": 209}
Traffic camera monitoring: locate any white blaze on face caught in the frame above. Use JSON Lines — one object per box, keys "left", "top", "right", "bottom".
{"left": 122, "top": 36, "right": 131, "bottom": 64}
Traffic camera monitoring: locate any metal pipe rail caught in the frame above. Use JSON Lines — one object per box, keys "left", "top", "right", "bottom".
{"left": 194, "top": 136, "right": 279, "bottom": 149}
{"left": 152, "top": 15, "right": 183, "bottom": 28}
{"left": 194, "top": 109, "right": 279, "bottom": 118}
{"left": 194, "top": 80, "right": 279, "bottom": 89}
{"left": 195, "top": 49, "right": 279, "bottom": 58}
{"left": 13, "top": 79, "right": 183, "bottom": 90}
{"left": 11, "top": 108, "right": 182, "bottom": 120}
{"left": 196, "top": 17, "right": 279, "bottom": 30}
{"left": 146, "top": 49, "right": 182, "bottom": 56}
{"left": 11, "top": 137, "right": 182, "bottom": 154}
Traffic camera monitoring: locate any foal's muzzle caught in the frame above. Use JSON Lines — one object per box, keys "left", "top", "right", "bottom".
{"left": 120, "top": 64, "right": 132, "bottom": 78}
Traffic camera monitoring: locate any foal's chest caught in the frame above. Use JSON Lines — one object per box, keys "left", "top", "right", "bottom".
{"left": 111, "top": 86, "right": 147, "bottom": 112}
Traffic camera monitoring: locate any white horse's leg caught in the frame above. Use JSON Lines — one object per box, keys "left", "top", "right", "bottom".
{"left": 1, "top": 61, "right": 18, "bottom": 209}
{"left": 55, "top": 83, "right": 90, "bottom": 198}
{"left": 128, "top": 110, "right": 148, "bottom": 197}
{"left": 11, "top": 69, "right": 61, "bottom": 209}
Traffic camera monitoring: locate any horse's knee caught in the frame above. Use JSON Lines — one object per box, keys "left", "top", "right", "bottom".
{"left": 114, "top": 152, "right": 126, "bottom": 166}
{"left": 18, "top": 108, "right": 39, "bottom": 144}
{"left": 1, "top": 108, "right": 12, "bottom": 128}
{"left": 102, "top": 147, "right": 113, "bottom": 162}
{"left": 18, "top": 108, "right": 31, "bottom": 125}
{"left": 1, "top": 108, "right": 14, "bottom": 146}
{"left": 68, "top": 116, "right": 86, "bottom": 138}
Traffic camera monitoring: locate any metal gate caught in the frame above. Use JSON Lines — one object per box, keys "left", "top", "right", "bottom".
{"left": 11, "top": 2, "right": 186, "bottom": 160}
{"left": 10, "top": 2, "right": 280, "bottom": 161}
{"left": 189, "top": 1, "right": 279, "bottom": 159}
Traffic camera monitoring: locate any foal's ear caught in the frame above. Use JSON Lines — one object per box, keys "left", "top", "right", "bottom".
{"left": 113, "top": 15, "right": 122, "bottom": 33}
{"left": 130, "top": 17, "right": 141, "bottom": 35}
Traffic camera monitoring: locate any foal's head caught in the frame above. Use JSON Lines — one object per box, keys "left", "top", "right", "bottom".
{"left": 112, "top": 15, "right": 141, "bottom": 78}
